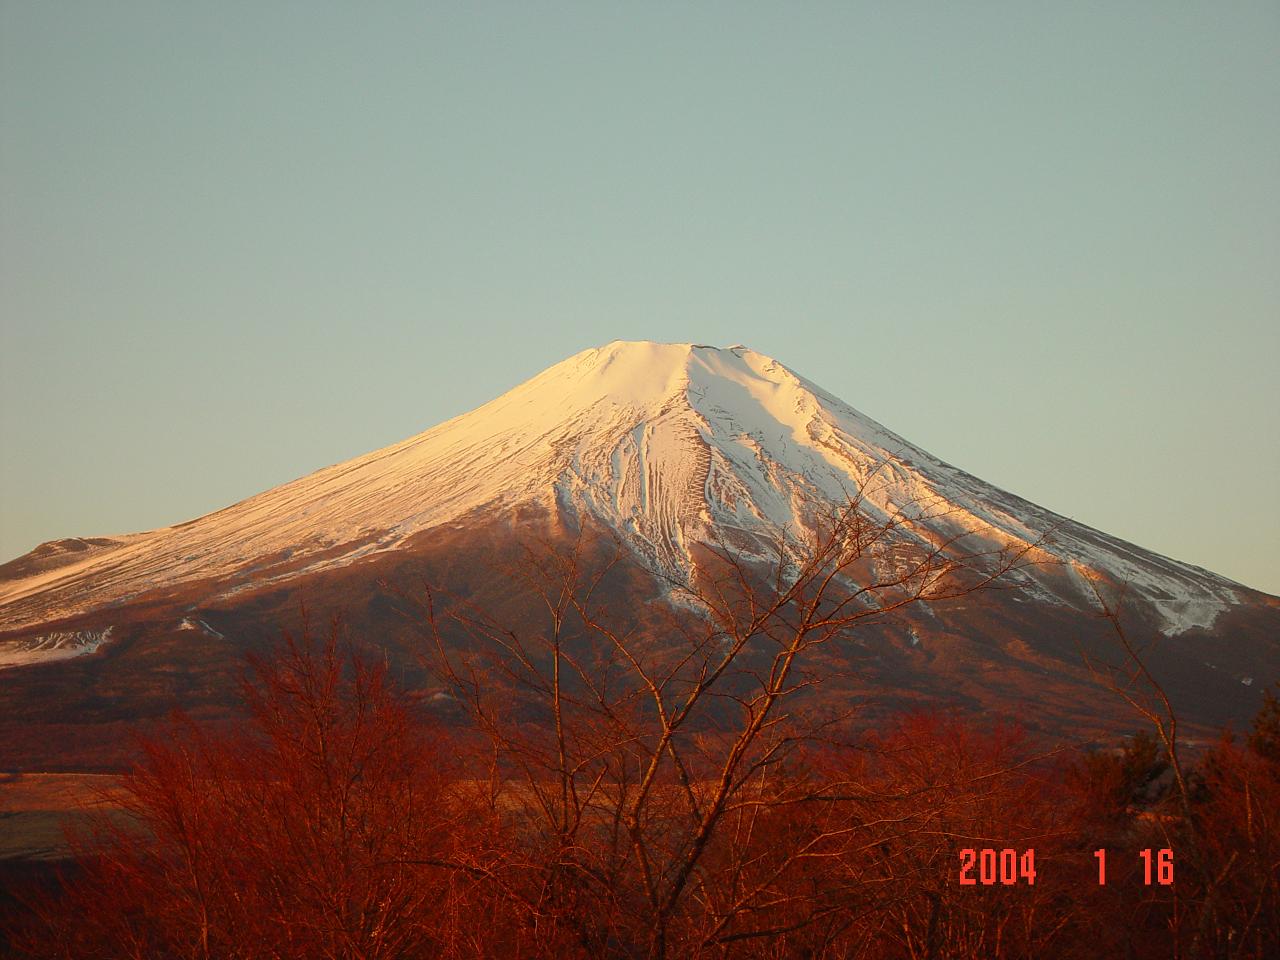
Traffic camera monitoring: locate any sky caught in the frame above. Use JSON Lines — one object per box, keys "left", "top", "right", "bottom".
{"left": 2, "top": 2, "right": 1277, "bottom": 594}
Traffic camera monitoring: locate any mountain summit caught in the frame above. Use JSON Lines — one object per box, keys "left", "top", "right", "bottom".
{"left": 3, "top": 341, "right": 1278, "bottom": 765}
{"left": 0, "top": 341, "right": 1247, "bottom": 637}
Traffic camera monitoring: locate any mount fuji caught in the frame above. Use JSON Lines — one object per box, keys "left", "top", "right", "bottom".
{"left": 2, "top": 341, "right": 1276, "bottom": 768}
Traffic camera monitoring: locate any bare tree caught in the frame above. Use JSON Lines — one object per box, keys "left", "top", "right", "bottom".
{"left": 409, "top": 484, "right": 1039, "bottom": 958}
{"left": 11, "top": 623, "right": 497, "bottom": 960}
{"left": 1079, "top": 579, "right": 1280, "bottom": 959}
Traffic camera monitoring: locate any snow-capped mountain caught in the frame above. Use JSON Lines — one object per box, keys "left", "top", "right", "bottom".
{"left": 2, "top": 341, "right": 1276, "bottom": 767}
{"left": 0, "top": 341, "right": 1249, "bottom": 637}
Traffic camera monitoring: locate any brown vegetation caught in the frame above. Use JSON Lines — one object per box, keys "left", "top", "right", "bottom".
{"left": 5, "top": 497, "right": 1276, "bottom": 958}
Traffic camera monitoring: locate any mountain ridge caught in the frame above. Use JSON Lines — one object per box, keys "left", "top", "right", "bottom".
{"left": 0, "top": 341, "right": 1256, "bottom": 640}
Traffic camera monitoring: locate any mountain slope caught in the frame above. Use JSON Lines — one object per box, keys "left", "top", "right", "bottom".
{"left": 2, "top": 340, "right": 1277, "bottom": 768}
{"left": 0, "top": 341, "right": 1248, "bottom": 638}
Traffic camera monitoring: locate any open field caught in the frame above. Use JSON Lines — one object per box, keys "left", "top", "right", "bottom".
{"left": 0, "top": 773, "right": 130, "bottom": 861}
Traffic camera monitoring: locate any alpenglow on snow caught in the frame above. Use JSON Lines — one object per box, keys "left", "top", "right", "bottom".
{"left": 0, "top": 341, "right": 1243, "bottom": 636}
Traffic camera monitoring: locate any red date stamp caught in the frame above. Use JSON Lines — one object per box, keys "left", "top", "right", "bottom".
{"left": 958, "top": 848, "right": 1174, "bottom": 886}
{"left": 958, "top": 848, "right": 1037, "bottom": 885}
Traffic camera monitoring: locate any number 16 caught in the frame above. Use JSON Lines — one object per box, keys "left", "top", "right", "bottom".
{"left": 1141, "top": 848, "right": 1174, "bottom": 885}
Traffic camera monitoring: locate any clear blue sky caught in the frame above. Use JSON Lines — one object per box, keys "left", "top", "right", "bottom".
{"left": 2, "top": 2, "right": 1277, "bottom": 594}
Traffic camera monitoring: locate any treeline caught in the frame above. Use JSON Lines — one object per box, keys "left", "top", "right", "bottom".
{"left": 4, "top": 629, "right": 1275, "bottom": 960}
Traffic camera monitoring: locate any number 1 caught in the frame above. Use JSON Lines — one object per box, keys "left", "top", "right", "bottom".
{"left": 1094, "top": 848, "right": 1106, "bottom": 885}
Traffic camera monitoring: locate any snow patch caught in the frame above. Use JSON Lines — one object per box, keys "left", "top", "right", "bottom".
{"left": 178, "top": 617, "right": 225, "bottom": 639}
{"left": 0, "top": 627, "right": 114, "bottom": 670}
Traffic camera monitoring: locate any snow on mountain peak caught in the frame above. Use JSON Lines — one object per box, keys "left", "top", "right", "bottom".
{"left": 0, "top": 341, "right": 1245, "bottom": 634}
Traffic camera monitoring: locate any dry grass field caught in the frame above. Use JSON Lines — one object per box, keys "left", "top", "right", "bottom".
{"left": 0, "top": 773, "right": 130, "bottom": 861}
